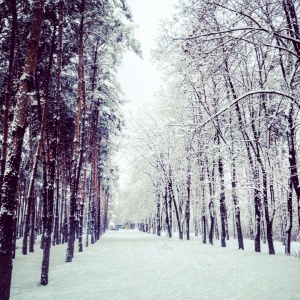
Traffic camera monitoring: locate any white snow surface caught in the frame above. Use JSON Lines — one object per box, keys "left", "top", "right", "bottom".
{"left": 11, "top": 231, "right": 300, "bottom": 300}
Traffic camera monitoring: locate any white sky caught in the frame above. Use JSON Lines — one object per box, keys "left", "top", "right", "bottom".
{"left": 116, "top": 0, "right": 176, "bottom": 191}
{"left": 117, "top": 0, "right": 176, "bottom": 113}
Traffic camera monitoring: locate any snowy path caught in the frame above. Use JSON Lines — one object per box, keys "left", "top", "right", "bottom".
{"left": 11, "top": 231, "right": 300, "bottom": 300}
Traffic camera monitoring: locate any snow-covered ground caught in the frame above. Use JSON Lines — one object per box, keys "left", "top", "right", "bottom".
{"left": 11, "top": 231, "right": 300, "bottom": 300}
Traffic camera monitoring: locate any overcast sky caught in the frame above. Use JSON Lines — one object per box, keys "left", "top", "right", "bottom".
{"left": 117, "top": 0, "right": 176, "bottom": 113}
{"left": 116, "top": 0, "right": 176, "bottom": 191}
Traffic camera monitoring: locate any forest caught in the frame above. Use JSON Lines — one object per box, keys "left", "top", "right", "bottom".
{"left": 0, "top": 0, "right": 300, "bottom": 299}
{"left": 120, "top": 0, "right": 300, "bottom": 256}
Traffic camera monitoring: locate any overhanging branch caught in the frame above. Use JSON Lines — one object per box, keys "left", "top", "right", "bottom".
{"left": 196, "top": 90, "right": 297, "bottom": 130}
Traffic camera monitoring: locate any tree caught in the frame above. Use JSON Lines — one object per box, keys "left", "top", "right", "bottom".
{"left": 0, "top": 0, "right": 45, "bottom": 297}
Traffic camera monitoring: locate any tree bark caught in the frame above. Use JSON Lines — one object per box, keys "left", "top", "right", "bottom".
{"left": 168, "top": 176, "right": 182, "bottom": 239}
{"left": 156, "top": 190, "right": 161, "bottom": 236}
{"left": 209, "top": 201, "right": 214, "bottom": 245}
{"left": 0, "top": 0, "right": 17, "bottom": 196}
{"left": 186, "top": 164, "right": 191, "bottom": 240}
{"left": 231, "top": 158, "right": 244, "bottom": 249}
{"left": 164, "top": 186, "right": 172, "bottom": 238}
{"left": 226, "top": 65, "right": 261, "bottom": 252}
{"left": 66, "top": 0, "right": 85, "bottom": 262}
{"left": 0, "top": 1, "right": 45, "bottom": 297}
{"left": 287, "top": 103, "right": 300, "bottom": 231}
{"left": 200, "top": 168, "right": 207, "bottom": 244}
{"left": 286, "top": 180, "right": 293, "bottom": 255}
{"left": 218, "top": 156, "right": 227, "bottom": 247}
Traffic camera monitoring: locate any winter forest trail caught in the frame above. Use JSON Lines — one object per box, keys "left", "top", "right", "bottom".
{"left": 11, "top": 231, "right": 300, "bottom": 300}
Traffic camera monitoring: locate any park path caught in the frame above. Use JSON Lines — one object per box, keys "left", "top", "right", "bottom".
{"left": 11, "top": 230, "right": 300, "bottom": 300}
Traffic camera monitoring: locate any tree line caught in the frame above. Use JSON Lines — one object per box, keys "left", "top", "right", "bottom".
{"left": 0, "top": 0, "right": 139, "bottom": 298}
{"left": 120, "top": 0, "right": 300, "bottom": 258}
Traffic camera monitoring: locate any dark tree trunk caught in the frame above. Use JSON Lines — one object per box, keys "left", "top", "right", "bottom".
{"left": 209, "top": 201, "right": 214, "bottom": 245}
{"left": 214, "top": 212, "right": 219, "bottom": 240}
{"left": 0, "top": 0, "right": 45, "bottom": 297}
{"left": 66, "top": 0, "right": 85, "bottom": 262}
{"left": 11, "top": 217, "right": 17, "bottom": 259}
{"left": 231, "top": 158, "right": 244, "bottom": 249}
{"left": 156, "top": 191, "right": 161, "bottom": 236}
{"left": 186, "top": 165, "right": 191, "bottom": 240}
{"left": 208, "top": 164, "right": 215, "bottom": 245}
{"left": 168, "top": 176, "right": 182, "bottom": 239}
{"left": 40, "top": 149, "right": 48, "bottom": 250}
{"left": 261, "top": 213, "right": 266, "bottom": 244}
{"left": 286, "top": 180, "right": 293, "bottom": 255}
{"left": 200, "top": 171, "right": 207, "bottom": 244}
{"left": 53, "top": 0, "right": 64, "bottom": 247}
{"left": 282, "top": 0, "right": 300, "bottom": 57}
{"left": 287, "top": 104, "right": 300, "bottom": 231}
{"left": 168, "top": 185, "right": 173, "bottom": 237}
{"left": 86, "top": 181, "right": 92, "bottom": 247}
{"left": 17, "top": 181, "right": 26, "bottom": 239}
{"left": 253, "top": 167, "right": 261, "bottom": 252}
{"left": 53, "top": 180, "right": 60, "bottom": 246}
{"left": 29, "top": 194, "right": 36, "bottom": 252}
{"left": 40, "top": 13, "right": 61, "bottom": 281}
{"left": 218, "top": 156, "right": 227, "bottom": 247}
{"left": 41, "top": 77, "right": 59, "bottom": 286}
{"left": 164, "top": 186, "right": 172, "bottom": 238}
{"left": 96, "top": 185, "right": 101, "bottom": 241}
{"left": 249, "top": 98, "right": 275, "bottom": 255}
{"left": 202, "top": 215, "right": 207, "bottom": 244}
{"left": 0, "top": 0, "right": 17, "bottom": 195}
{"left": 252, "top": 132, "right": 275, "bottom": 253}
{"left": 226, "top": 62, "right": 262, "bottom": 252}
{"left": 23, "top": 63, "right": 52, "bottom": 253}
{"left": 22, "top": 193, "right": 33, "bottom": 255}
{"left": 91, "top": 200, "right": 95, "bottom": 244}
{"left": 78, "top": 203, "right": 84, "bottom": 252}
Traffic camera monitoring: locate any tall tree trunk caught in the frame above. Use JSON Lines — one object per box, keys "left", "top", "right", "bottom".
{"left": 231, "top": 157, "right": 244, "bottom": 249}
{"left": 66, "top": 0, "right": 85, "bottom": 262}
{"left": 218, "top": 156, "right": 227, "bottom": 247}
{"left": 52, "top": 173, "right": 60, "bottom": 246}
{"left": 164, "top": 186, "right": 171, "bottom": 238}
{"left": 0, "top": 1, "right": 45, "bottom": 297}
{"left": 186, "top": 164, "right": 191, "bottom": 240}
{"left": 23, "top": 21, "right": 56, "bottom": 256}
{"left": 0, "top": 0, "right": 17, "bottom": 196}
{"left": 156, "top": 190, "right": 161, "bottom": 236}
{"left": 78, "top": 123, "right": 88, "bottom": 251}
{"left": 41, "top": 22, "right": 60, "bottom": 284}
{"left": 249, "top": 104, "right": 275, "bottom": 254}
{"left": 208, "top": 163, "right": 215, "bottom": 245}
{"left": 261, "top": 169, "right": 275, "bottom": 254}
{"left": 226, "top": 67, "right": 261, "bottom": 252}
{"left": 209, "top": 201, "right": 214, "bottom": 245}
{"left": 287, "top": 103, "right": 300, "bottom": 231}
{"left": 40, "top": 108, "right": 57, "bottom": 283}
{"left": 168, "top": 181, "right": 173, "bottom": 237}
{"left": 53, "top": 0, "right": 64, "bottom": 247}
{"left": 253, "top": 166, "right": 261, "bottom": 252}
{"left": 95, "top": 178, "right": 101, "bottom": 241}
{"left": 78, "top": 203, "right": 84, "bottom": 251}
{"left": 282, "top": 0, "right": 300, "bottom": 57}
{"left": 41, "top": 124, "right": 57, "bottom": 285}
{"left": 168, "top": 176, "right": 182, "bottom": 239}
{"left": 40, "top": 148, "right": 48, "bottom": 249}
{"left": 200, "top": 170, "right": 207, "bottom": 244}
{"left": 286, "top": 180, "right": 293, "bottom": 255}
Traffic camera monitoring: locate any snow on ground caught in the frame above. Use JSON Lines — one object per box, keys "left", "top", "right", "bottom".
{"left": 11, "top": 231, "right": 300, "bottom": 300}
